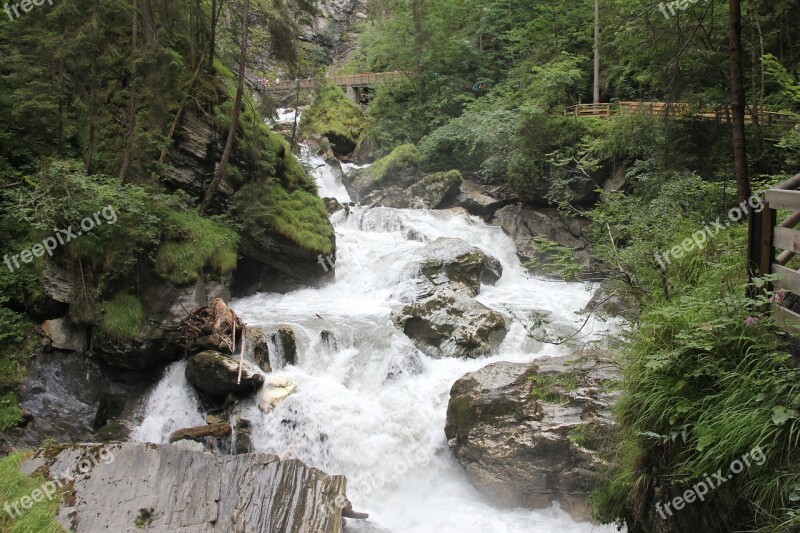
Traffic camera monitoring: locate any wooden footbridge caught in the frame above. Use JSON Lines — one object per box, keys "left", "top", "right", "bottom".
{"left": 565, "top": 101, "right": 797, "bottom": 129}
{"left": 749, "top": 172, "right": 800, "bottom": 334}
{"left": 256, "top": 71, "right": 407, "bottom": 102}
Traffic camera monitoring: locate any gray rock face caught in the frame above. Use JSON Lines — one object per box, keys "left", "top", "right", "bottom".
{"left": 440, "top": 178, "right": 513, "bottom": 218}
{"left": 91, "top": 278, "right": 229, "bottom": 370}
{"left": 20, "top": 443, "right": 347, "bottom": 533}
{"left": 360, "top": 170, "right": 462, "bottom": 210}
{"left": 12, "top": 351, "right": 159, "bottom": 450}
{"left": 41, "top": 318, "right": 88, "bottom": 353}
{"left": 492, "top": 205, "right": 599, "bottom": 280}
{"left": 185, "top": 351, "right": 264, "bottom": 397}
{"left": 444, "top": 357, "right": 618, "bottom": 521}
{"left": 246, "top": 326, "right": 298, "bottom": 372}
{"left": 400, "top": 237, "right": 502, "bottom": 298}
{"left": 393, "top": 289, "right": 507, "bottom": 358}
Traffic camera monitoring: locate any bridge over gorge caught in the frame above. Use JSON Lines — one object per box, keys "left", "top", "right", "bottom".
{"left": 256, "top": 72, "right": 408, "bottom": 103}
{"left": 565, "top": 101, "right": 797, "bottom": 137}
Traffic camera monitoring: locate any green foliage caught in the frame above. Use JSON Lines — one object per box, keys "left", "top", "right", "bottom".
{"left": 0, "top": 309, "right": 36, "bottom": 431}
{"left": 99, "top": 293, "right": 143, "bottom": 343}
{"left": 529, "top": 372, "right": 577, "bottom": 405}
{"left": 301, "top": 84, "right": 363, "bottom": 152}
{"left": 155, "top": 210, "right": 238, "bottom": 286}
{"left": 0, "top": 452, "right": 64, "bottom": 532}
{"left": 366, "top": 144, "right": 420, "bottom": 183}
{"left": 523, "top": 236, "right": 585, "bottom": 281}
{"left": 234, "top": 182, "right": 334, "bottom": 257}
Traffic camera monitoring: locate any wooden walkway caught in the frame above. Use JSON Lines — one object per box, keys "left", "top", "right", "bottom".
{"left": 749, "top": 173, "right": 800, "bottom": 335}
{"left": 257, "top": 72, "right": 407, "bottom": 92}
{"left": 564, "top": 101, "right": 797, "bottom": 128}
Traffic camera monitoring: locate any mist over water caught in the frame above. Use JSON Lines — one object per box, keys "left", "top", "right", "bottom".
{"left": 132, "top": 117, "right": 616, "bottom": 532}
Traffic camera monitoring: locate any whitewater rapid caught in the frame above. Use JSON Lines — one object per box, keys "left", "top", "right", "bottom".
{"left": 132, "top": 112, "right": 616, "bottom": 532}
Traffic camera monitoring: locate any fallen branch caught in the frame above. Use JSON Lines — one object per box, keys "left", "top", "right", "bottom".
{"left": 169, "top": 422, "right": 232, "bottom": 443}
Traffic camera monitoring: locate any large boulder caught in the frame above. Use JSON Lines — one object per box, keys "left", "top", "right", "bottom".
{"left": 246, "top": 326, "right": 298, "bottom": 372}
{"left": 361, "top": 170, "right": 462, "bottom": 210}
{"left": 20, "top": 442, "right": 348, "bottom": 533}
{"left": 400, "top": 237, "right": 502, "bottom": 298}
{"left": 492, "top": 205, "right": 599, "bottom": 280}
{"left": 41, "top": 317, "right": 88, "bottom": 353}
{"left": 392, "top": 289, "right": 507, "bottom": 358}
{"left": 444, "top": 357, "right": 618, "bottom": 521}
{"left": 440, "top": 178, "right": 514, "bottom": 218}
{"left": 90, "top": 278, "right": 229, "bottom": 370}
{"left": 185, "top": 350, "right": 264, "bottom": 397}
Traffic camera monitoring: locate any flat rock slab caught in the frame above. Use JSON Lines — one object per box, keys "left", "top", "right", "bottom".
{"left": 21, "top": 442, "right": 346, "bottom": 533}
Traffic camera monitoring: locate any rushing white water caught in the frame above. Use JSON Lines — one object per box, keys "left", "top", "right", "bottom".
{"left": 131, "top": 136, "right": 617, "bottom": 532}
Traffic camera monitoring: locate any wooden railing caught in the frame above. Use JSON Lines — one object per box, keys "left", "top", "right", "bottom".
{"left": 748, "top": 173, "right": 800, "bottom": 334}
{"left": 564, "top": 101, "right": 797, "bottom": 128}
{"left": 258, "top": 71, "right": 407, "bottom": 92}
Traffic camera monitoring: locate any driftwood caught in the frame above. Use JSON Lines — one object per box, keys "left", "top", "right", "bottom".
{"left": 181, "top": 298, "right": 244, "bottom": 355}
{"left": 169, "top": 422, "right": 232, "bottom": 443}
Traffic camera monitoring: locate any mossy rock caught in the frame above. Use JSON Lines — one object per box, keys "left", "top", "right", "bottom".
{"left": 301, "top": 84, "right": 363, "bottom": 154}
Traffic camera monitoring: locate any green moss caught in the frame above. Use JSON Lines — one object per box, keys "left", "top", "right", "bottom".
{"left": 0, "top": 452, "right": 64, "bottom": 532}
{"left": 234, "top": 182, "right": 334, "bottom": 257}
{"left": 99, "top": 293, "right": 143, "bottom": 343}
{"left": 366, "top": 144, "right": 419, "bottom": 183}
{"left": 154, "top": 210, "right": 238, "bottom": 286}
{"left": 301, "top": 84, "right": 363, "bottom": 152}
{"left": 419, "top": 169, "right": 461, "bottom": 188}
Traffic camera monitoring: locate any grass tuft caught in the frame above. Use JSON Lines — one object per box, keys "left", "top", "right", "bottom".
{"left": 99, "top": 293, "right": 143, "bottom": 343}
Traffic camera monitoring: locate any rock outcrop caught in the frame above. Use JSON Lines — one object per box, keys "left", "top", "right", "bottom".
{"left": 246, "top": 326, "right": 298, "bottom": 372}
{"left": 440, "top": 178, "right": 514, "bottom": 218}
{"left": 20, "top": 443, "right": 348, "bottom": 533}
{"left": 491, "top": 205, "right": 599, "bottom": 280}
{"left": 185, "top": 351, "right": 264, "bottom": 397}
{"left": 444, "top": 357, "right": 618, "bottom": 521}
{"left": 393, "top": 289, "right": 507, "bottom": 358}
{"left": 392, "top": 238, "right": 508, "bottom": 358}
{"left": 400, "top": 237, "right": 502, "bottom": 298}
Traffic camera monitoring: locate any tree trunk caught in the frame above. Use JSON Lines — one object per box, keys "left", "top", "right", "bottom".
{"left": 86, "top": 54, "right": 97, "bottom": 174}
{"left": 198, "top": 0, "right": 249, "bottom": 214}
{"left": 159, "top": 51, "right": 208, "bottom": 164}
{"left": 208, "top": 0, "right": 218, "bottom": 70}
{"left": 593, "top": 0, "right": 600, "bottom": 104}
{"left": 728, "top": 0, "right": 750, "bottom": 203}
{"left": 119, "top": 1, "right": 139, "bottom": 184}
{"left": 169, "top": 422, "right": 232, "bottom": 443}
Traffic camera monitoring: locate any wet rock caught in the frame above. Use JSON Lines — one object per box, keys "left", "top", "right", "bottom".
{"left": 392, "top": 289, "right": 507, "bottom": 358}
{"left": 258, "top": 377, "right": 298, "bottom": 413}
{"left": 41, "top": 317, "right": 88, "bottom": 353}
{"left": 401, "top": 237, "right": 502, "bottom": 298}
{"left": 20, "top": 442, "right": 348, "bottom": 533}
{"left": 234, "top": 418, "right": 253, "bottom": 454}
{"left": 585, "top": 280, "right": 637, "bottom": 319}
{"left": 440, "top": 179, "right": 514, "bottom": 218}
{"left": 271, "top": 326, "right": 298, "bottom": 367}
{"left": 321, "top": 329, "right": 340, "bottom": 351}
{"left": 491, "top": 205, "right": 600, "bottom": 280}
{"left": 360, "top": 170, "right": 462, "bottom": 210}
{"left": 324, "top": 197, "right": 344, "bottom": 214}
{"left": 444, "top": 357, "right": 618, "bottom": 521}
{"left": 185, "top": 351, "right": 264, "bottom": 398}
{"left": 12, "top": 350, "right": 158, "bottom": 449}
{"left": 385, "top": 348, "right": 424, "bottom": 382}
{"left": 246, "top": 327, "right": 272, "bottom": 372}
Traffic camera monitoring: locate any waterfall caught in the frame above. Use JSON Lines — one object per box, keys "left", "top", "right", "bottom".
{"left": 131, "top": 110, "right": 617, "bottom": 532}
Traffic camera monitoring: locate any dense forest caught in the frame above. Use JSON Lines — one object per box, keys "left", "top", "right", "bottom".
{"left": 1, "top": 0, "right": 799, "bottom": 531}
